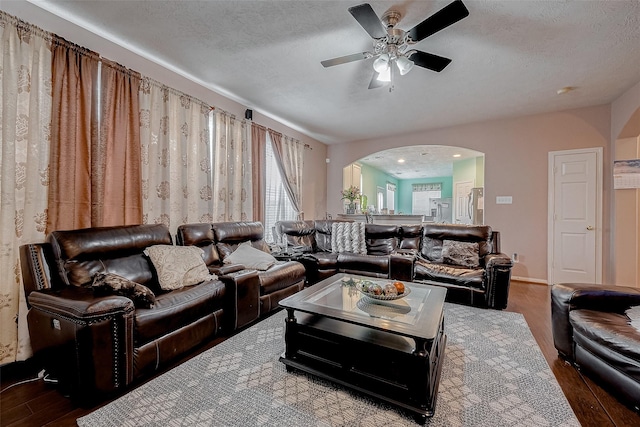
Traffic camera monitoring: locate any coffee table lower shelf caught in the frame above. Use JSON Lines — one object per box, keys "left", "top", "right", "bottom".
{"left": 279, "top": 312, "right": 446, "bottom": 424}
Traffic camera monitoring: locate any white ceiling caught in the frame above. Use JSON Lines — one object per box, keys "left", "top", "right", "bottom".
{"left": 360, "top": 145, "right": 482, "bottom": 179}
{"left": 19, "top": 0, "right": 640, "bottom": 149}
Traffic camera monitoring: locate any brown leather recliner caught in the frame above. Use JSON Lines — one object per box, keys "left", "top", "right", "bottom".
{"left": 551, "top": 282, "right": 640, "bottom": 411}
{"left": 177, "top": 221, "right": 306, "bottom": 316}
{"left": 19, "top": 224, "right": 258, "bottom": 402}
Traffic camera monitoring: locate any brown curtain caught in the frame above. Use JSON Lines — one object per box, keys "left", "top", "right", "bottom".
{"left": 268, "top": 129, "right": 303, "bottom": 218}
{"left": 97, "top": 60, "right": 142, "bottom": 226}
{"left": 47, "top": 38, "right": 99, "bottom": 232}
{"left": 252, "top": 123, "right": 267, "bottom": 222}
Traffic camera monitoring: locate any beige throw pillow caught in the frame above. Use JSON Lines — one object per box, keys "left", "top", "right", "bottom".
{"left": 144, "top": 245, "right": 217, "bottom": 290}
{"left": 223, "top": 241, "right": 276, "bottom": 271}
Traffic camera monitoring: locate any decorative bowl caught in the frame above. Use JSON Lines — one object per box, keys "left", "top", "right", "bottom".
{"left": 356, "top": 281, "right": 411, "bottom": 301}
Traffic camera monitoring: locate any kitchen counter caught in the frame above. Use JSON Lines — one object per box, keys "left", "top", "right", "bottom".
{"left": 336, "top": 214, "right": 424, "bottom": 225}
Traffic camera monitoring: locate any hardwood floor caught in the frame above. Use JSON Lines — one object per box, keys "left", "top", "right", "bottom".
{"left": 1, "top": 281, "right": 638, "bottom": 426}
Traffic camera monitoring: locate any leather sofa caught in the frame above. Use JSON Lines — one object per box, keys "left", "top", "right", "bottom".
{"left": 277, "top": 220, "right": 513, "bottom": 309}
{"left": 551, "top": 282, "right": 640, "bottom": 411}
{"left": 413, "top": 223, "right": 513, "bottom": 309}
{"left": 19, "top": 224, "right": 259, "bottom": 402}
{"left": 177, "top": 221, "right": 306, "bottom": 316}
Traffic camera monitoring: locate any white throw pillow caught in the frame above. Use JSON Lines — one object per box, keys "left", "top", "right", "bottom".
{"left": 625, "top": 306, "right": 640, "bottom": 332}
{"left": 144, "top": 245, "right": 217, "bottom": 290}
{"left": 224, "top": 241, "right": 277, "bottom": 271}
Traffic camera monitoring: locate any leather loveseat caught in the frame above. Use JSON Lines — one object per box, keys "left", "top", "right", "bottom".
{"left": 277, "top": 220, "right": 513, "bottom": 309}
{"left": 551, "top": 282, "right": 640, "bottom": 410}
{"left": 177, "top": 221, "right": 306, "bottom": 317}
{"left": 19, "top": 224, "right": 258, "bottom": 402}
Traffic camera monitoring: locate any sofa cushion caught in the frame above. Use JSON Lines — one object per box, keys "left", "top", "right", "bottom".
{"left": 277, "top": 220, "right": 317, "bottom": 252}
{"left": 258, "top": 261, "right": 306, "bottom": 295}
{"left": 224, "top": 241, "right": 276, "bottom": 271}
{"left": 144, "top": 245, "right": 216, "bottom": 290}
{"left": 91, "top": 272, "right": 156, "bottom": 309}
{"left": 442, "top": 240, "right": 480, "bottom": 268}
{"left": 176, "top": 223, "right": 221, "bottom": 267}
{"left": 399, "top": 225, "right": 422, "bottom": 250}
{"left": 134, "top": 278, "right": 225, "bottom": 345}
{"left": 414, "top": 258, "right": 485, "bottom": 289}
{"left": 421, "top": 224, "right": 493, "bottom": 262}
{"left": 48, "top": 224, "right": 172, "bottom": 287}
{"left": 338, "top": 253, "right": 389, "bottom": 276}
{"left": 570, "top": 309, "right": 640, "bottom": 377}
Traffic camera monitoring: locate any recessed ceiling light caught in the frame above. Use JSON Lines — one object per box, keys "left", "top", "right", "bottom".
{"left": 398, "top": 158, "right": 405, "bottom": 163}
{"left": 453, "top": 154, "right": 461, "bottom": 158}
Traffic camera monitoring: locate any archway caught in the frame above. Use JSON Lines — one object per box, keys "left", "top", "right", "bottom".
{"left": 342, "top": 145, "right": 485, "bottom": 224}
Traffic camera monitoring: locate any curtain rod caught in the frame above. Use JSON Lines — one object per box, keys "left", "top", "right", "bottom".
{"left": 252, "top": 123, "right": 312, "bottom": 150}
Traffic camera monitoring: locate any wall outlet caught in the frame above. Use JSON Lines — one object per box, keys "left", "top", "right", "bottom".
{"left": 496, "top": 196, "right": 513, "bottom": 204}
{"left": 512, "top": 253, "right": 519, "bottom": 263}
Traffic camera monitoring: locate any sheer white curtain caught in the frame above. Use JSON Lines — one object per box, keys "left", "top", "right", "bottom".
{"left": 269, "top": 131, "right": 304, "bottom": 219}
{"left": 139, "top": 78, "right": 214, "bottom": 235}
{"left": 212, "top": 111, "right": 252, "bottom": 222}
{"left": 0, "top": 13, "right": 52, "bottom": 363}
{"left": 264, "top": 134, "right": 296, "bottom": 242}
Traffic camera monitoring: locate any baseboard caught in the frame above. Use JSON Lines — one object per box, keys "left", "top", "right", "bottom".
{"left": 511, "top": 276, "right": 549, "bottom": 285}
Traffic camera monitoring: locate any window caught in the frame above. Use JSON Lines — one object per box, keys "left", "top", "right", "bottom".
{"left": 386, "top": 182, "right": 396, "bottom": 212}
{"left": 264, "top": 134, "right": 296, "bottom": 243}
{"left": 411, "top": 183, "right": 442, "bottom": 215}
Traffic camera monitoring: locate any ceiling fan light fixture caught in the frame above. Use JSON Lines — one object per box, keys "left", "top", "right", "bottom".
{"left": 373, "top": 53, "right": 390, "bottom": 73}
{"left": 377, "top": 66, "right": 391, "bottom": 82}
{"left": 396, "top": 55, "right": 414, "bottom": 75}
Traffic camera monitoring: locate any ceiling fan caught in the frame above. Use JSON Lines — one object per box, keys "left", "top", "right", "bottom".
{"left": 321, "top": 0, "right": 469, "bottom": 91}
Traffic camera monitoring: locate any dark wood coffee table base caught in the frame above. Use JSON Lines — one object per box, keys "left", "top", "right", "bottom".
{"left": 280, "top": 310, "right": 446, "bottom": 424}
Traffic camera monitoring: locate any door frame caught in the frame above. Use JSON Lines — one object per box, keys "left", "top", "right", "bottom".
{"left": 547, "top": 147, "right": 603, "bottom": 286}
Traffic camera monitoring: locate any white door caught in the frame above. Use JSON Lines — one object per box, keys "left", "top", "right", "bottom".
{"left": 454, "top": 180, "right": 474, "bottom": 224}
{"left": 548, "top": 149, "right": 602, "bottom": 285}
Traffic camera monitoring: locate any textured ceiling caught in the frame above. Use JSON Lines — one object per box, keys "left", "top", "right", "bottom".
{"left": 360, "top": 145, "right": 482, "bottom": 179}
{"left": 21, "top": 0, "right": 640, "bottom": 149}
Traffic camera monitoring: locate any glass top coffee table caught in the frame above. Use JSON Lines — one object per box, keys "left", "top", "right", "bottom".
{"left": 279, "top": 273, "right": 447, "bottom": 424}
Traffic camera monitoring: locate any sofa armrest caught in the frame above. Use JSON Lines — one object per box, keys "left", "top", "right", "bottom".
{"left": 390, "top": 253, "right": 415, "bottom": 282}
{"left": 27, "top": 287, "right": 135, "bottom": 399}
{"left": 210, "top": 263, "right": 245, "bottom": 276}
{"left": 218, "top": 270, "right": 260, "bottom": 330}
{"left": 483, "top": 253, "right": 513, "bottom": 309}
{"left": 551, "top": 282, "right": 640, "bottom": 360}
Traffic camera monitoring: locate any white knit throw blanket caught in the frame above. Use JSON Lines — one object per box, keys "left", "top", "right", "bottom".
{"left": 331, "top": 222, "right": 367, "bottom": 255}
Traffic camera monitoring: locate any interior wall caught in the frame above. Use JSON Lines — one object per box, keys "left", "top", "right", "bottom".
{"left": 397, "top": 177, "right": 454, "bottom": 215}
{"left": 328, "top": 105, "right": 611, "bottom": 283}
{"left": 4, "top": 1, "right": 328, "bottom": 221}
{"left": 611, "top": 80, "right": 640, "bottom": 287}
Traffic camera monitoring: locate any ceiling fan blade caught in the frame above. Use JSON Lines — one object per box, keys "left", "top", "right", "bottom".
{"left": 368, "top": 71, "right": 386, "bottom": 89}
{"left": 407, "top": 0, "right": 469, "bottom": 43}
{"left": 348, "top": 3, "right": 387, "bottom": 39}
{"left": 321, "top": 52, "right": 369, "bottom": 68}
{"left": 409, "top": 51, "right": 452, "bottom": 72}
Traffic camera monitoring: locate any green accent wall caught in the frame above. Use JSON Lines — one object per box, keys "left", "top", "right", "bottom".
{"left": 360, "top": 163, "right": 398, "bottom": 211}
{"left": 397, "top": 177, "right": 453, "bottom": 214}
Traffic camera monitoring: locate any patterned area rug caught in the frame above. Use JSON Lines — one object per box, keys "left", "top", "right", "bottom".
{"left": 77, "top": 304, "right": 579, "bottom": 426}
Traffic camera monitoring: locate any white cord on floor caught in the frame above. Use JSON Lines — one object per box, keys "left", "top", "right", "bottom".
{"left": 0, "top": 369, "right": 45, "bottom": 394}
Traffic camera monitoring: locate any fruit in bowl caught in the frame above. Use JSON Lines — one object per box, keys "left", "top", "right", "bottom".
{"left": 383, "top": 284, "right": 398, "bottom": 296}
{"left": 392, "top": 281, "right": 405, "bottom": 294}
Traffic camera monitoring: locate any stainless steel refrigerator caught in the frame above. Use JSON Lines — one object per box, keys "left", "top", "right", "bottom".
{"left": 468, "top": 187, "right": 484, "bottom": 225}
